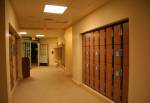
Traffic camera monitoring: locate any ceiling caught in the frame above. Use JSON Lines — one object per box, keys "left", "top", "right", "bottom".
{"left": 10, "top": 0, "right": 111, "bottom": 38}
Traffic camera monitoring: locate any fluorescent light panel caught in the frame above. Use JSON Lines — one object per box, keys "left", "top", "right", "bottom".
{"left": 36, "top": 34, "right": 45, "bottom": 37}
{"left": 44, "top": 5, "right": 67, "bottom": 14}
{"left": 18, "top": 32, "right": 27, "bottom": 35}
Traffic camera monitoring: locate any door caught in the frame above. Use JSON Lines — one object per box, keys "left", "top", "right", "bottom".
{"left": 31, "top": 42, "right": 38, "bottom": 65}
{"left": 40, "top": 44, "right": 49, "bottom": 66}
{"left": 99, "top": 29, "right": 106, "bottom": 95}
{"left": 89, "top": 32, "right": 94, "bottom": 88}
{"left": 9, "top": 33, "right": 18, "bottom": 90}
{"left": 105, "top": 27, "right": 113, "bottom": 98}
{"left": 113, "top": 24, "right": 122, "bottom": 103}
{"left": 122, "top": 22, "right": 129, "bottom": 103}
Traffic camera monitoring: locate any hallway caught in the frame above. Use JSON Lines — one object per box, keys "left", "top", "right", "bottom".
{"left": 12, "top": 67, "right": 105, "bottom": 103}
{"left": 0, "top": 0, "right": 150, "bottom": 103}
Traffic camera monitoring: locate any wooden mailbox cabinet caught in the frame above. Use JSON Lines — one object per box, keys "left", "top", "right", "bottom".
{"left": 82, "top": 20, "right": 129, "bottom": 103}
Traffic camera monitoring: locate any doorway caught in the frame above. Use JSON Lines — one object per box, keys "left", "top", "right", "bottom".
{"left": 9, "top": 24, "right": 20, "bottom": 91}
{"left": 39, "top": 44, "right": 49, "bottom": 66}
{"left": 31, "top": 42, "right": 38, "bottom": 66}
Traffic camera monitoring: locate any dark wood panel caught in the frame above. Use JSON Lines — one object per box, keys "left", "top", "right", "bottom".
{"left": 94, "top": 64, "right": 99, "bottom": 91}
{"left": 106, "top": 63, "right": 113, "bottom": 99}
{"left": 90, "top": 63, "right": 94, "bottom": 88}
{"left": 94, "top": 46, "right": 100, "bottom": 91}
{"left": 85, "top": 63, "right": 90, "bottom": 86}
{"left": 86, "top": 46, "right": 90, "bottom": 59}
{"left": 82, "top": 35, "right": 86, "bottom": 46}
{"left": 85, "top": 46, "right": 90, "bottom": 85}
{"left": 100, "top": 46, "right": 105, "bottom": 63}
{"left": 123, "top": 22, "right": 129, "bottom": 45}
{"left": 94, "top": 31, "right": 99, "bottom": 46}
{"left": 95, "top": 46, "right": 99, "bottom": 63}
{"left": 122, "top": 22, "right": 129, "bottom": 103}
{"left": 106, "top": 27, "right": 113, "bottom": 45}
{"left": 123, "top": 45, "right": 129, "bottom": 67}
{"left": 100, "top": 29, "right": 105, "bottom": 46}
{"left": 106, "top": 45, "right": 113, "bottom": 64}
{"left": 100, "top": 62, "right": 105, "bottom": 95}
{"left": 90, "top": 38, "right": 94, "bottom": 88}
{"left": 122, "top": 66, "right": 129, "bottom": 103}
{"left": 90, "top": 46, "right": 94, "bottom": 60}
{"left": 90, "top": 32, "right": 94, "bottom": 46}
{"left": 114, "top": 45, "right": 122, "bottom": 65}
{"left": 113, "top": 64, "right": 122, "bottom": 103}
{"left": 123, "top": 21, "right": 129, "bottom": 65}
{"left": 114, "top": 25, "right": 121, "bottom": 45}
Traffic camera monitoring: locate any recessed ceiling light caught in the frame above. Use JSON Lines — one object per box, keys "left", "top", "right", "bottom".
{"left": 36, "top": 34, "right": 45, "bottom": 37}
{"left": 44, "top": 5, "right": 67, "bottom": 14}
{"left": 18, "top": 32, "right": 27, "bottom": 35}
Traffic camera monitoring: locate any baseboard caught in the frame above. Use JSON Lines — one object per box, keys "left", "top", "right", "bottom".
{"left": 71, "top": 79, "right": 114, "bottom": 103}
{"left": 72, "top": 78, "right": 82, "bottom": 86}
{"left": 10, "top": 79, "right": 19, "bottom": 96}
{"left": 81, "top": 84, "right": 115, "bottom": 103}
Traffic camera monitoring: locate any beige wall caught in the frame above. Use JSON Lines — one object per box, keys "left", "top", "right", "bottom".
{"left": 40, "top": 38, "right": 58, "bottom": 66}
{"left": 0, "top": 0, "right": 9, "bottom": 102}
{"left": 57, "top": 27, "right": 72, "bottom": 75}
{"left": 57, "top": 35, "right": 65, "bottom": 65}
{"left": 64, "top": 27, "right": 72, "bottom": 75}
{"left": 72, "top": 0, "right": 150, "bottom": 103}
{"left": 0, "top": 0, "right": 20, "bottom": 102}
{"left": 6, "top": 0, "right": 21, "bottom": 100}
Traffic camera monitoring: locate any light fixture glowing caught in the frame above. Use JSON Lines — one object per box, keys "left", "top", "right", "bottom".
{"left": 44, "top": 5, "right": 67, "bottom": 14}
{"left": 18, "top": 32, "right": 27, "bottom": 35}
{"left": 36, "top": 34, "right": 45, "bottom": 37}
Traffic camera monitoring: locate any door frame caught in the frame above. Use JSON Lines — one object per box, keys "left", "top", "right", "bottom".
{"left": 9, "top": 24, "right": 20, "bottom": 91}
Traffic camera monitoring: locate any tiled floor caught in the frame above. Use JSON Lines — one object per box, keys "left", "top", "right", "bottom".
{"left": 12, "top": 66, "right": 106, "bottom": 103}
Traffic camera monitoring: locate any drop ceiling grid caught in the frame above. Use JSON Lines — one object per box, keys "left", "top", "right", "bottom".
{"left": 10, "top": 0, "right": 111, "bottom": 37}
